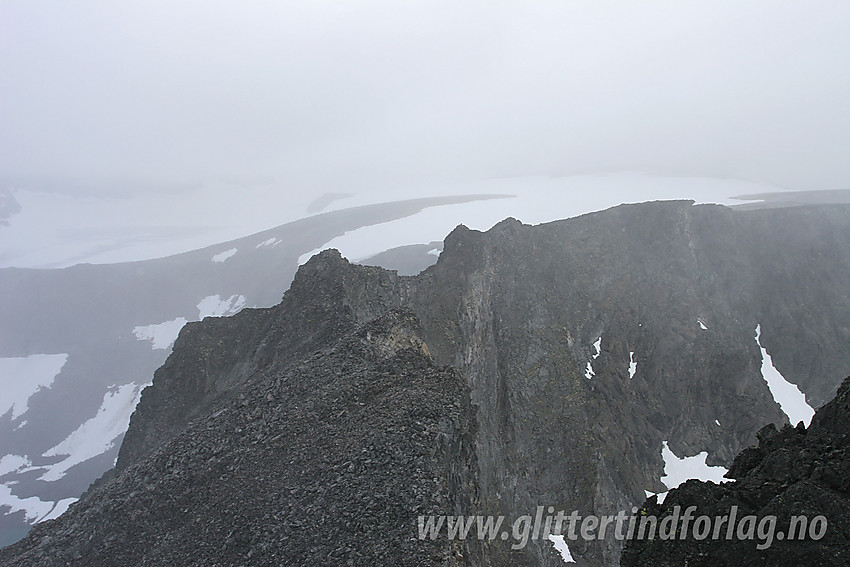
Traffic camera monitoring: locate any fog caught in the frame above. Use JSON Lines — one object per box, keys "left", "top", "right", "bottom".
{"left": 2, "top": 1, "right": 848, "bottom": 200}
{"left": 1, "top": 4, "right": 850, "bottom": 547}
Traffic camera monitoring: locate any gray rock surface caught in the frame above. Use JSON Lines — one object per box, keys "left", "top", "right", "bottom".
{"left": 621, "top": 375, "right": 850, "bottom": 566}
{"left": 0, "top": 195, "right": 500, "bottom": 547}
{"left": 4, "top": 201, "right": 850, "bottom": 565}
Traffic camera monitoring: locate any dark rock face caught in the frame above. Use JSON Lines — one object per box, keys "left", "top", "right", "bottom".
{"left": 3, "top": 309, "right": 479, "bottom": 566}
{"left": 0, "top": 194, "right": 503, "bottom": 548}
{"left": 621, "top": 376, "right": 850, "bottom": 567}
{"left": 3, "top": 201, "right": 850, "bottom": 566}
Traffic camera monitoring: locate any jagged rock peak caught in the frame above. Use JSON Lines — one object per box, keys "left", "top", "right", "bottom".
{"left": 491, "top": 216, "right": 525, "bottom": 230}
{"left": 810, "top": 372, "right": 850, "bottom": 436}
{"left": 286, "top": 248, "right": 350, "bottom": 291}
{"left": 621, "top": 376, "right": 850, "bottom": 566}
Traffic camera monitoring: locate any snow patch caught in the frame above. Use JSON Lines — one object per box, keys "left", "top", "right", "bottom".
{"left": 715, "top": 419, "right": 721, "bottom": 426}
{"left": 548, "top": 534, "right": 576, "bottom": 563}
{"left": 644, "top": 488, "right": 669, "bottom": 504}
{"left": 0, "top": 463, "right": 77, "bottom": 523}
{"left": 256, "top": 237, "right": 280, "bottom": 248}
{"left": 0, "top": 454, "right": 73, "bottom": 523}
{"left": 628, "top": 351, "right": 637, "bottom": 379}
{"left": 298, "top": 248, "right": 323, "bottom": 265}
{"left": 132, "top": 317, "right": 188, "bottom": 350}
{"left": 0, "top": 483, "right": 55, "bottom": 523}
{"left": 755, "top": 324, "right": 815, "bottom": 426}
{"left": 698, "top": 319, "right": 708, "bottom": 330}
{"left": 584, "top": 337, "right": 602, "bottom": 379}
{"left": 0, "top": 454, "right": 40, "bottom": 476}
{"left": 36, "top": 497, "right": 78, "bottom": 523}
{"left": 647, "top": 440, "right": 730, "bottom": 505}
{"left": 0, "top": 354, "right": 68, "bottom": 421}
{"left": 427, "top": 247, "right": 441, "bottom": 257}
{"left": 39, "top": 382, "right": 148, "bottom": 482}
{"left": 197, "top": 294, "right": 246, "bottom": 319}
{"left": 661, "top": 441, "right": 728, "bottom": 490}
{"left": 211, "top": 248, "right": 237, "bottom": 263}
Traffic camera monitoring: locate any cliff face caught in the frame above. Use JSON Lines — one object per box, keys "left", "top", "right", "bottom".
{"left": 4, "top": 201, "right": 850, "bottom": 566}
{"left": 4, "top": 306, "right": 479, "bottom": 566}
{"left": 620, "top": 375, "right": 850, "bottom": 566}
{"left": 399, "top": 201, "right": 850, "bottom": 564}
{"left": 0, "top": 195, "right": 502, "bottom": 549}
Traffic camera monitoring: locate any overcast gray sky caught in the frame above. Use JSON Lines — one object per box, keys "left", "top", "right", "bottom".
{"left": 2, "top": 1, "right": 848, "bottom": 197}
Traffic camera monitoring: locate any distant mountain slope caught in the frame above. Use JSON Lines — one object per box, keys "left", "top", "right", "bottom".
{"left": 731, "top": 188, "right": 850, "bottom": 211}
{"left": 359, "top": 240, "right": 443, "bottom": 275}
{"left": 3, "top": 201, "right": 849, "bottom": 565}
{"left": 0, "top": 194, "right": 499, "bottom": 547}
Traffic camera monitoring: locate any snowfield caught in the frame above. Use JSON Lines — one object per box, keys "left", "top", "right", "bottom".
{"left": 297, "top": 174, "right": 777, "bottom": 265}
{"left": 133, "top": 318, "right": 189, "bottom": 350}
{"left": 132, "top": 295, "right": 247, "bottom": 352}
{"left": 211, "top": 248, "right": 238, "bottom": 263}
{"left": 0, "top": 455, "right": 79, "bottom": 523}
{"left": 755, "top": 324, "right": 815, "bottom": 427}
{"left": 549, "top": 534, "right": 576, "bottom": 563}
{"left": 39, "top": 382, "right": 148, "bottom": 482}
{"left": 0, "top": 354, "right": 68, "bottom": 422}
{"left": 197, "top": 294, "right": 246, "bottom": 319}
{"left": 646, "top": 441, "right": 730, "bottom": 505}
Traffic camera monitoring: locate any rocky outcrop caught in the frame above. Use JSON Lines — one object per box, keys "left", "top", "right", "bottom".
{"left": 3, "top": 201, "right": 850, "bottom": 566}
{"left": 0, "top": 194, "right": 504, "bottom": 549}
{"left": 3, "top": 308, "right": 479, "bottom": 566}
{"left": 621, "top": 375, "right": 850, "bottom": 566}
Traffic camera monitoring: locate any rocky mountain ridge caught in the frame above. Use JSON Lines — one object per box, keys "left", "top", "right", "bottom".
{"left": 3, "top": 200, "right": 850, "bottom": 565}
{"left": 0, "top": 195, "right": 496, "bottom": 546}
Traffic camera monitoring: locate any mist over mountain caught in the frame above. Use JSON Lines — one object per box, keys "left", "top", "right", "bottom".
{"left": 0, "top": 173, "right": 783, "bottom": 269}
{"left": 2, "top": 201, "right": 849, "bottom": 565}
{"left": 0, "top": 188, "right": 20, "bottom": 227}
{"left": 3, "top": 3, "right": 849, "bottom": 563}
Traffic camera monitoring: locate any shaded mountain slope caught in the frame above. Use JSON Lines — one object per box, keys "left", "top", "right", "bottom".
{"left": 0, "top": 195, "right": 498, "bottom": 546}
{"left": 2, "top": 310, "right": 478, "bottom": 566}
{"left": 3, "top": 201, "right": 850, "bottom": 566}
{"left": 621, "top": 375, "right": 850, "bottom": 566}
